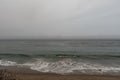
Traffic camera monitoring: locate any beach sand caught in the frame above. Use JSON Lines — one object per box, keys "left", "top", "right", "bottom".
{"left": 0, "top": 67, "right": 120, "bottom": 80}
{"left": 16, "top": 73, "right": 120, "bottom": 80}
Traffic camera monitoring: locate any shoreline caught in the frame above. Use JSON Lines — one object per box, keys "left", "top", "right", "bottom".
{"left": 0, "top": 66, "right": 120, "bottom": 76}
{"left": 0, "top": 67, "right": 120, "bottom": 80}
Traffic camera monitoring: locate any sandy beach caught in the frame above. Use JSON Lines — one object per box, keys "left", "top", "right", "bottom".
{"left": 16, "top": 73, "right": 120, "bottom": 80}
{"left": 0, "top": 68, "right": 120, "bottom": 80}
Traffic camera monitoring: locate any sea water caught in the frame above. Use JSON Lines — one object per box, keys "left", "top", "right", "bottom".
{"left": 0, "top": 39, "right": 120, "bottom": 75}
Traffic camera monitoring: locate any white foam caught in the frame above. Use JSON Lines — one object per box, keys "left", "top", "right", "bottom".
{"left": 28, "top": 59, "right": 120, "bottom": 74}
{"left": 0, "top": 60, "right": 17, "bottom": 66}
{"left": 0, "top": 59, "right": 120, "bottom": 75}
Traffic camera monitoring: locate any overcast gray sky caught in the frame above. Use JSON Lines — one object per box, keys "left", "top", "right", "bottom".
{"left": 0, "top": 0, "right": 120, "bottom": 39}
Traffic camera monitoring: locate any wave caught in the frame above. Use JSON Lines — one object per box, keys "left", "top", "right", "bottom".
{"left": 0, "top": 59, "right": 120, "bottom": 75}
{"left": 28, "top": 58, "right": 120, "bottom": 75}
{"left": 0, "top": 53, "right": 120, "bottom": 59}
{"left": 0, "top": 53, "right": 31, "bottom": 58}
{"left": 0, "top": 60, "right": 17, "bottom": 66}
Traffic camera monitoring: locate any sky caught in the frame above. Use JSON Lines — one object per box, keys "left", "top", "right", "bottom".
{"left": 0, "top": 0, "right": 120, "bottom": 39}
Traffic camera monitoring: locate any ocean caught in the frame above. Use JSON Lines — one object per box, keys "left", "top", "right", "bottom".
{"left": 0, "top": 39, "right": 120, "bottom": 75}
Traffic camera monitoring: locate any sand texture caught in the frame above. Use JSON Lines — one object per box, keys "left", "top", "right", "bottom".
{"left": 0, "top": 70, "right": 120, "bottom": 80}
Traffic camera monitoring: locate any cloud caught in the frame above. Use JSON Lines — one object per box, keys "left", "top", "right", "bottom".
{"left": 0, "top": 0, "right": 120, "bottom": 39}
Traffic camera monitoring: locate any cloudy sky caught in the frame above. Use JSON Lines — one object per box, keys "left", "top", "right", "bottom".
{"left": 0, "top": 0, "right": 120, "bottom": 39}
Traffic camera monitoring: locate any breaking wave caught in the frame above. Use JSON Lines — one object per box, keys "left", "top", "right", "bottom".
{"left": 0, "top": 60, "right": 17, "bottom": 66}
{"left": 0, "top": 58, "right": 120, "bottom": 75}
{"left": 28, "top": 59, "right": 120, "bottom": 75}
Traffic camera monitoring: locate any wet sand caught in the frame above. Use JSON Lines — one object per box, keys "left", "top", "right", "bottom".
{"left": 0, "top": 67, "right": 120, "bottom": 80}
{"left": 16, "top": 73, "right": 120, "bottom": 80}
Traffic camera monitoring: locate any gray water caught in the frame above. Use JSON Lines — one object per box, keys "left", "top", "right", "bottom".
{"left": 0, "top": 39, "right": 120, "bottom": 75}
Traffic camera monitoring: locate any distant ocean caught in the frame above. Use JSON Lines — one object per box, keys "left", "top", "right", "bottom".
{"left": 0, "top": 39, "right": 120, "bottom": 75}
